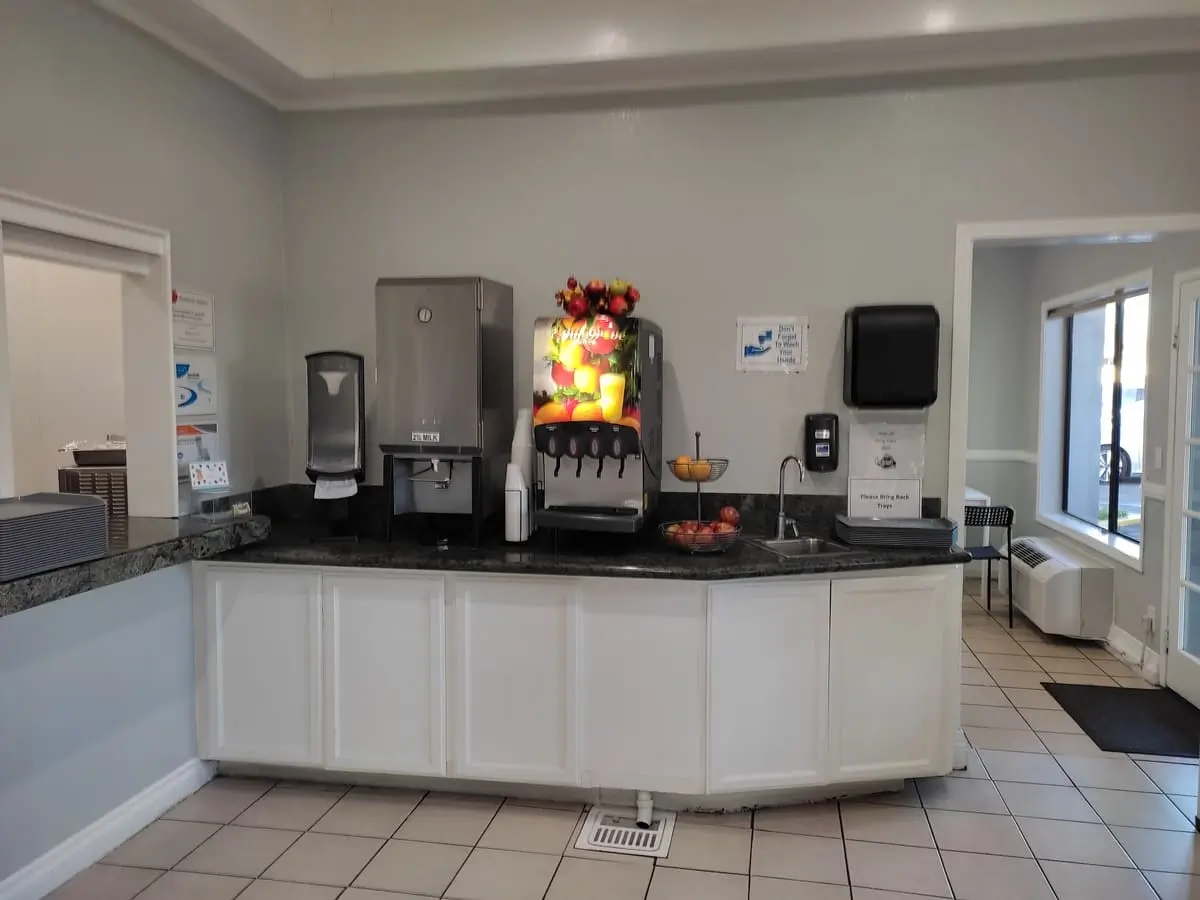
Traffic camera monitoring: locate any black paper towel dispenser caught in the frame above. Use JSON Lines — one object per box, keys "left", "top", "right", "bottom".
{"left": 844, "top": 305, "right": 940, "bottom": 409}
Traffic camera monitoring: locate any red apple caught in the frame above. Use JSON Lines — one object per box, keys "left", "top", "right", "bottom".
{"left": 566, "top": 295, "right": 590, "bottom": 318}
{"left": 567, "top": 275, "right": 578, "bottom": 290}
{"left": 678, "top": 521, "right": 698, "bottom": 534}
{"left": 713, "top": 521, "right": 737, "bottom": 535}
{"left": 585, "top": 279, "right": 608, "bottom": 300}
{"left": 626, "top": 287, "right": 641, "bottom": 304}
{"left": 718, "top": 506, "right": 740, "bottom": 526}
{"left": 551, "top": 362, "right": 574, "bottom": 387}
{"left": 608, "top": 296, "right": 630, "bottom": 317}
{"left": 694, "top": 524, "right": 715, "bottom": 544}
{"left": 586, "top": 314, "right": 619, "bottom": 354}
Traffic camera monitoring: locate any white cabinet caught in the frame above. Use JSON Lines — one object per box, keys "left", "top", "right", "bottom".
{"left": 323, "top": 571, "right": 445, "bottom": 775}
{"left": 450, "top": 575, "right": 579, "bottom": 784}
{"left": 196, "top": 566, "right": 322, "bottom": 764}
{"left": 828, "top": 571, "right": 958, "bottom": 782}
{"left": 580, "top": 580, "right": 707, "bottom": 792}
{"left": 708, "top": 580, "right": 831, "bottom": 791}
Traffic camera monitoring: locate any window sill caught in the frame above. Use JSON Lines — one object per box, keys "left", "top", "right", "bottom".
{"left": 1035, "top": 511, "right": 1143, "bottom": 572}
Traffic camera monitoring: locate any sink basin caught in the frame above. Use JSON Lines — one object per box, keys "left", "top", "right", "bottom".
{"left": 753, "top": 536, "right": 849, "bottom": 558}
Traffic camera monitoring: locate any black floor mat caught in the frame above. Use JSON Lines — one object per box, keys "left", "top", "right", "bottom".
{"left": 1043, "top": 682, "right": 1200, "bottom": 758}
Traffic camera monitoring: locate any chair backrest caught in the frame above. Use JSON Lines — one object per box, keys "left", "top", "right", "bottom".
{"left": 963, "top": 504, "right": 1014, "bottom": 529}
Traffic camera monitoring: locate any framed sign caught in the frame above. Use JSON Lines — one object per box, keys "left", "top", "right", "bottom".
{"left": 172, "top": 289, "right": 214, "bottom": 350}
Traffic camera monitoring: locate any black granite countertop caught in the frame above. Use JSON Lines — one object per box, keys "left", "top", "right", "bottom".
{"left": 220, "top": 526, "right": 969, "bottom": 581}
{"left": 0, "top": 514, "right": 270, "bottom": 617}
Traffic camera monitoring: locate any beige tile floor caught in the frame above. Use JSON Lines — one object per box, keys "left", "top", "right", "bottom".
{"left": 48, "top": 585, "right": 1200, "bottom": 899}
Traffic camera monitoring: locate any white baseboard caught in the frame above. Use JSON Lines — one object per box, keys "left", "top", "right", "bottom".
{"left": 0, "top": 758, "right": 215, "bottom": 900}
{"left": 1106, "top": 623, "right": 1161, "bottom": 683}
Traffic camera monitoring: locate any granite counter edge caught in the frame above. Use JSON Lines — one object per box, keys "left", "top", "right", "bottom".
{"left": 0, "top": 516, "right": 272, "bottom": 618}
{"left": 216, "top": 544, "right": 970, "bottom": 580}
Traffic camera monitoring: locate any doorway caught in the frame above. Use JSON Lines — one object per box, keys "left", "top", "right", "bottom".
{"left": 1166, "top": 269, "right": 1200, "bottom": 706}
{"left": 0, "top": 189, "right": 177, "bottom": 517}
{"left": 3, "top": 256, "right": 124, "bottom": 495}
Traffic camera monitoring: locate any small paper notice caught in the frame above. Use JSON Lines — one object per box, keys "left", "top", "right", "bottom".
{"left": 736, "top": 316, "right": 808, "bottom": 373}
{"left": 172, "top": 289, "right": 215, "bottom": 351}
{"left": 848, "top": 477, "right": 922, "bottom": 518}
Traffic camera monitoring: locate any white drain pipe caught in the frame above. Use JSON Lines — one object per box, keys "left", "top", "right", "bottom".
{"left": 635, "top": 791, "right": 654, "bottom": 828}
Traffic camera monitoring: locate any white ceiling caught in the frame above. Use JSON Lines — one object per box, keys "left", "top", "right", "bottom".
{"left": 95, "top": 0, "right": 1200, "bottom": 109}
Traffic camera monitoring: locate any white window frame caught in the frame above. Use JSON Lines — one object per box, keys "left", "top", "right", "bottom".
{"left": 1035, "top": 268, "right": 1151, "bottom": 570}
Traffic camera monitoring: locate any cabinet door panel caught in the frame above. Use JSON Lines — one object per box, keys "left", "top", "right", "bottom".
{"left": 829, "top": 572, "right": 956, "bottom": 781}
{"left": 324, "top": 572, "right": 445, "bottom": 775}
{"left": 198, "top": 567, "right": 321, "bottom": 764}
{"left": 580, "top": 581, "right": 706, "bottom": 792}
{"left": 453, "top": 576, "right": 578, "bottom": 784}
{"left": 709, "top": 581, "right": 830, "bottom": 790}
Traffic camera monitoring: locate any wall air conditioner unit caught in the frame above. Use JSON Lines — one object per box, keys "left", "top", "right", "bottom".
{"left": 1001, "top": 537, "right": 1114, "bottom": 640}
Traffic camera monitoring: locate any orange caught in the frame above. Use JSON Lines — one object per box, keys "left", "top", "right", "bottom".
{"left": 558, "top": 340, "right": 586, "bottom": 371}
{"left": 617, "top": 416, "right": 641, "bottom": 433}
{"left": 690, "top": 459, "right": 713, "bottom": 480}
{"left": 534, "top": 402, "right": 569, "bottom": 424}
{"left": 573, "top": 365, "right": 599, "bottom": 394}
{"left": 673, "top": 455, "right": 693, "bottom": 480}
{"left": 571, "top": 401, "right": 604, "bottom": 421}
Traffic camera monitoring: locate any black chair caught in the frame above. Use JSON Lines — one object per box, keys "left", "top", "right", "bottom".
{"left": 963, "top": 505, "right": 1015, "bottom": 627}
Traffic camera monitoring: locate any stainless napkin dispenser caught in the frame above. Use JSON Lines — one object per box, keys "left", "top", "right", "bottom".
{"left": 305, "top": 351, "right": 366, "bottom": 482}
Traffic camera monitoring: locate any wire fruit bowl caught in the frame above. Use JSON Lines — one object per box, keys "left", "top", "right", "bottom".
{"left": 668, "top": 458, "right": 729, "bottom": 482}
{"left": 660, "top": 521, "right": 742, "bottom": 554}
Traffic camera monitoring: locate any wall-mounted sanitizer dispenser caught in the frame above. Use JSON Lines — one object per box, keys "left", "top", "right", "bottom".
{"left": 804, "top": 413, "right": 839, "bottom": 473}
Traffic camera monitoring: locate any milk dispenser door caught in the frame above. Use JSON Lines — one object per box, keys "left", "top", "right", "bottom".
{"left": 376, "top": 278, "right": 482, "bottom": 451}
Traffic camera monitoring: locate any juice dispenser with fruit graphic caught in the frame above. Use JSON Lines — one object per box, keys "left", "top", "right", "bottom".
{"left": 532, "top": 314, "right": 663, "bottom": 533}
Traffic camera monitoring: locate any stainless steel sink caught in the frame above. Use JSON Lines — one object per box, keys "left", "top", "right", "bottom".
{"left": 753, "top": 536, "right": 849, "bottom": 558}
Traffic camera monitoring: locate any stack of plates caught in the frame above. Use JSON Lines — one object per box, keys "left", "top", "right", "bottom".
{"left": 0, "top": 493, "right": 109, "bottom": 582}
{"left": 835, "top": 514, "right": 955, "bottom": 550}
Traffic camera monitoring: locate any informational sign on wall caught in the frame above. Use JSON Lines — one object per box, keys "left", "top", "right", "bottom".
{"left": 172, "top": 289, "right": 215, "bottom": 351}
{"left": 848, "top": 477, "right": 922, "bottom": 518}
{"left": 849, "top": 423, "right": 926, "bottom": 479}
{"left": 735, "top": 316, "right": 808, "bottom": 373}
{"left": 175, "top": 353, "right": 218, "bottom": 416}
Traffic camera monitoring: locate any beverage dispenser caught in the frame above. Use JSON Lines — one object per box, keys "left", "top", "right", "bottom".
{"left": 375, "top": 277, "right": 514, "bottom": 546}
{"left": 531, "top": 315, "right": 663, "bottom": 533}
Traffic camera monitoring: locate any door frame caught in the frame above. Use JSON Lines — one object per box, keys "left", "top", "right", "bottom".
{"left": 0, "top": 187, "right": 178, "bottom": 516}
{"left": 1163, "top": 267, "right": 1200, "bottom": 697}
{"left": 949, "top": 213, "right": 1200, "bottom": 678}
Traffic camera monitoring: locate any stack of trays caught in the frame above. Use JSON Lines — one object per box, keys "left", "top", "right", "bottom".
{"left": 835, "top": 514, "right": 955, "bottom": 550}
{"left": 0, "top": 493, "right": 109, "bottom": 582}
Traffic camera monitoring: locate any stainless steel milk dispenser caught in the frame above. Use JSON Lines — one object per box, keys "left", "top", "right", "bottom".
{"left": 375, "top": 277, "right": 514, "bottom": 545}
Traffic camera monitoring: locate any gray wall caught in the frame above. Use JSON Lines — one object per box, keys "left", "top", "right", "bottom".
{"left": 968, "top": 234, "right": 1200, "bottom": 639}
{"left": 281, "top": 67, "right": 1200, "bottom": 495}
{"left": 0, "top": 0, "right": 290, "bottom": 493}
{"left": 0, "top": 566, "right": 195, "bottom": 882}
{"left": 968, "top": 247, "right": 1035, "bottom": 453}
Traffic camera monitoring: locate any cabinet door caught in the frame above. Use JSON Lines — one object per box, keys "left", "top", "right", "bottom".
{"left": 196, "top": 566, "right": 322, "bottom": 764}
{"left": 451, "top": 575, "right": 579, "bottom": 784}
{"left": 708, "top": 580, "right": 830, "bottom": 791}
{"left": 580, "top": 580, "right": 707, "bottom": 792}
{"left": 829, "top": 571, "right": 957, "bottom": 781}
{"left": 324, "top": 572, "right": 445, "bottom": 775}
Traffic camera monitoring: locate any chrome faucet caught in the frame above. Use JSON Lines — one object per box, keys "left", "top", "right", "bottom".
{"left": 776, "top": 455, "right": 805, "bottom": 540}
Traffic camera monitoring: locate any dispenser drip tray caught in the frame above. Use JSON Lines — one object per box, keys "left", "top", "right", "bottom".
{"left": 536, "top": 506, "right": 643, "bottom": 533}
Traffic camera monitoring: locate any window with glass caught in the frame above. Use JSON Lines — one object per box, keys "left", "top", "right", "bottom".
{"left": 1056, "top": 288, "right": 1148, "bottom": 542}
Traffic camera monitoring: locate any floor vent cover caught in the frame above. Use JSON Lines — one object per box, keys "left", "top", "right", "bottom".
{"left": 574, "top": 807, "right": 676, "bottom": 858}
